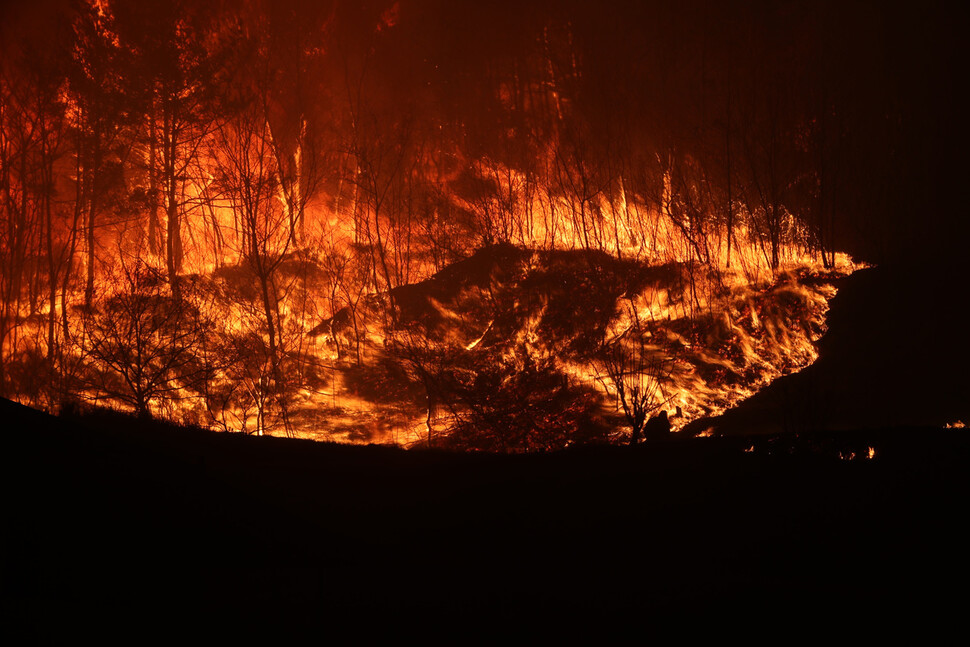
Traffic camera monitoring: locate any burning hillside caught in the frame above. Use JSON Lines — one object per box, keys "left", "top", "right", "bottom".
{"left": 298, "top": 244, "right": 857, "bottom": 448}
{"left": 0, "top": 0, "right": 924, "bottom": 449}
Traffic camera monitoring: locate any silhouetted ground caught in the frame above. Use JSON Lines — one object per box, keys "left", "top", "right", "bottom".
{"left": 3, "top": 397, "right": 969, "bottom": 640}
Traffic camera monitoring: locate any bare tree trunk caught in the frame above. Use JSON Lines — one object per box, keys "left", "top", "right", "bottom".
{"left": 164, "top": 110, "right": 182, "bottom": 298}
{"left": 45, "top": 161, "right": 58, "bottom": 407}
{"left": 84, "top": 125, "right": 101, "bottom": 309}
{"left": 726, "top": 110, "right": 734, "bottom": 269}
{"left": 257, "top": 270, "right": 292, "bottom": 436}
{"left": 147, "top": 110, "right": 162, "bottom": 256}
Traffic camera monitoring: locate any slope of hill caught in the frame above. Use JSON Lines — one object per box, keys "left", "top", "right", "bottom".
{"left": 302, "top": 243, "right": 852, "bottom": 448}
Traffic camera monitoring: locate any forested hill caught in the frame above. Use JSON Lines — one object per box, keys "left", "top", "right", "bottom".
{"left": 3, "top": 0, "right": 961, "bottom": 441}
{"left": 3, "top": 396, "right": 969, "bottom": 638}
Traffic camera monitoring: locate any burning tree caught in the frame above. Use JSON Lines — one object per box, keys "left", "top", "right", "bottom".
{"left": 80, "top": 261, "right": 213, "bottom": 419}
{"left": 0, "top": 49, "right": 70, "bottom": 404}
{"left": 100, "top": 0, "right": 239, "bottom": 299}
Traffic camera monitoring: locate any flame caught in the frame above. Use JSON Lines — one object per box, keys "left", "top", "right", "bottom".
{"left": 465, "top": 320, "right": 493, "bottom": 351}
{"left": 3, "top": 77, "right": 861, "bottom": 447}
{"left": 3, "top": 158, "right": 859, "bottom": 446}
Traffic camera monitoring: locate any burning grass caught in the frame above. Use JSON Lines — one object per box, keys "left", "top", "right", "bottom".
{"left": 3, "top": 233, "right": 858, "bottom": 449}
{"left": 303, "top": 245, "right": 859, "bottom": 449}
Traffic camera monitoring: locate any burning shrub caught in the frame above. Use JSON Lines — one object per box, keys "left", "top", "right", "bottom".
{"left": 441, "top": 369, "right": 609, "bottom": 451}
{"left": 388, "top": 330, "right": 610, "bottom": 452}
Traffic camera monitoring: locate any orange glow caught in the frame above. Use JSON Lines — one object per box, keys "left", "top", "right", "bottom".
{"left": 0, "top": 2, "right": 866, "bottom": 449}
{"left": 0, "top": 142, "right": 860, "bottom": 444}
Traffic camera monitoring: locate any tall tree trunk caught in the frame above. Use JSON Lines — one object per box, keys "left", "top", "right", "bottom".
{"left": 147, "top": 111, "right": 162, "bottom": 256}
{"left": 84, "top": 128, "right": 101, "bottom": 309}
{"left": 45, "top": 166, "right": 58, "bottom": 407}
{"left": 164, "top": 111, "right": 182, "bottom": 298}
{"left": 258, "top": 270, "right": 291, "bottom": 436}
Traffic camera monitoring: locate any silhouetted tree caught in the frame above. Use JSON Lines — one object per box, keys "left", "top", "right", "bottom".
{"left": 598, "top": 304, "right": 675, "bottom": 445}
{"left": 111, "top": 0, "right": 231, "bottom": 297}
{"left": 81, "top": 260, "right": 213, "bottom": 419}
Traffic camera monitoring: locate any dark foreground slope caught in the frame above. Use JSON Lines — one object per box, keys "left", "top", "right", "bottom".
{"left": 686, "top": 259, "right": 970, "bottom": 436}
{"left": 3, "top": 397, "right": 970, "bottom": 640}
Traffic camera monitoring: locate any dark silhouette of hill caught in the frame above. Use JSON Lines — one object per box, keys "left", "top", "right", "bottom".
{"left": 4, "top": 396, "right": 969, "bottom": 639}
{"left": 683, "top": 259, "right": 970, "bottom": 436}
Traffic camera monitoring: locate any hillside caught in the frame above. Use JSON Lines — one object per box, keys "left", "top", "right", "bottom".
{"left": 299, "top": 243, "right": 853, "bottom": 448}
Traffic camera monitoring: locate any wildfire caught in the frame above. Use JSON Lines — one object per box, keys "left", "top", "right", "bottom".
{"left": 0, "top": 134, "right": 860, "bottom": 446}
{"left": 0, "top": 0, "right": 866, "bottom": 450}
